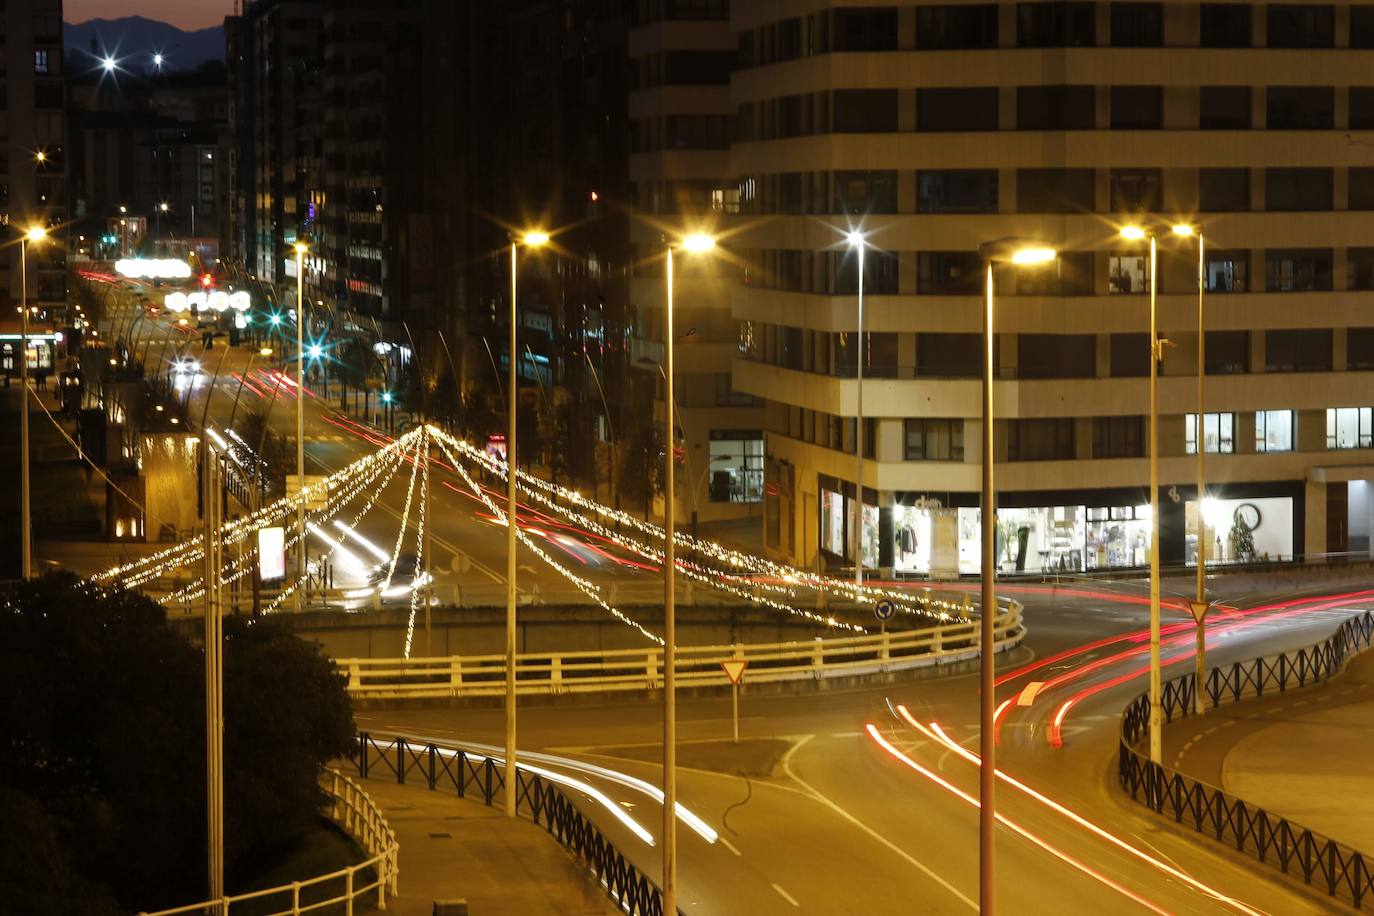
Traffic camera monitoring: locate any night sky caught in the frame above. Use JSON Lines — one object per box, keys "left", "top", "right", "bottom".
{"left": 67, "top": 0, "right": 226, "bottom": 30}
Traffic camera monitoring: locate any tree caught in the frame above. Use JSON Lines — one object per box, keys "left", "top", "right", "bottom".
{"left": 236, "top": 403, "right": 293, "bottom": 498}
{"left": 618, "top": 411, "right": 664, "bottom": 519}
{"left": 0, "top": 574, "right": 355, "bottom": 911}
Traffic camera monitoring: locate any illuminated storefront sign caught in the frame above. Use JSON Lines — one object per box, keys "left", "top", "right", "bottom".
{"left": 164, "top": 290, "right": 250, "bottom": 313}
{"left": 115, "top": 258, "right": 193, "bottom": 280}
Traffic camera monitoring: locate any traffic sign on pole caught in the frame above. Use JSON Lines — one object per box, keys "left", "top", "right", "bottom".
{"left": 721, "top": 658, "right": 747, "bottom": 745}
{"left": 1188, "top": 600, "right": 1209, "bottom": 623}
{"left": 874, "top": 599, "right": 897, "bottom": 622}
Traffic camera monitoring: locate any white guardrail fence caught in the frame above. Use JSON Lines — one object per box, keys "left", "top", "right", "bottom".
{"left": 338, "top": 599, "right": 1024, "bottom": 700}
{"left": 139, "top": 768, "right": 399, "bottom": 916}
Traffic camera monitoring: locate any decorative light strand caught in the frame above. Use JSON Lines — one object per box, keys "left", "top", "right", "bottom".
{"left": 435, "top": 436, "right": 664, "bottom": 645}
{"left": 402, "top": 428, "right": 430, "bottom": 659}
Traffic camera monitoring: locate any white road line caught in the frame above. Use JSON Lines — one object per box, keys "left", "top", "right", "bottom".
{"left": 718, "top": 836, "right": 743, "bottom": 857}
{"left": 781, "top": 735, "right": 977, "bottom": 911}
{"left": 771, "top": 883, "right": 801, "bottom": 908}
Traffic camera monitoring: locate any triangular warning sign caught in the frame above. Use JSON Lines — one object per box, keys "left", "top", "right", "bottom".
{"left": 720, "top": 659, "right": 748, "bottom": 685}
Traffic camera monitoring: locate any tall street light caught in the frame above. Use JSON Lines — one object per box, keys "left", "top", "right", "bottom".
{"left": 294, "top": 242, "right": 307, "bottom": 611}
{"left": 663, "top": 230, "right": 715, "bottom": 914}
{"left": 1173, "top": 223, "right": 1211, "bottom": 714}
{"left": 506, "top": 229, "right": 548, "bottom": 817}
{"left": 18, "top": 224, "right": 46, "bottom": 578}
{"left": 975, "top": 237, "right": 1056, "bottom": 914}
{"left": 1121, "top": 224, "right": 1165, "bottom": 763}
{"left": 845, "top": 230, "right": 866, "bottom": 587}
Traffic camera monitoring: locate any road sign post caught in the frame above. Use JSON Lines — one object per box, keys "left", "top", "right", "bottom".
{"left": 1190, "top": 599, "right": 1210, "bottom": 715}
{"left": 721, "top": 658, "right": 748, "bottom": 744}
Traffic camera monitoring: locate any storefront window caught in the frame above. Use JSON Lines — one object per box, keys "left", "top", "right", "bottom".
{"left": 892, "top": 504, "right": 934, "bottom": 573}
{"left": 1186, "top": 496, "right": 1294, "bottom": 565}
{"left": 861, "top": 504, "right": 880, "bottom": 570}
{"left": 1085, "top": 505, "right": 1152, "bottom": 569}
{"left": 820, "top": 488, "right": 846, "bottom": 555}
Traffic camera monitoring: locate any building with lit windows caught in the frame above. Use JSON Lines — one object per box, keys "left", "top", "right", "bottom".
{"left": 628, "top": 0, "right": 768, "bottom": 529}
{"left": 729, "top": 2, "right": 1374, "bottom": 575}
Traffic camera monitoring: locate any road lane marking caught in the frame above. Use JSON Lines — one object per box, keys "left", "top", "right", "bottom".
{"left": 771, "top": 883, "right": 800, "bottom": 908}
{"left": 780, "top": 735, "right": 977, "bottom": 911}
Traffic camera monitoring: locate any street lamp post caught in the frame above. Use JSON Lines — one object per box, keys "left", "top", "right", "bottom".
{"left": 505, "top": 230, "right": 548, "bottom": 818}
{"left": 18, "top": 225, "right": 46, "bottom": 578}
{"left": 663, "top": 231, "right": 716, "bottom": 916}
{"left": 975, "top": 237, "right": 1056, "bottom": 914}
{"left": 845, "top": 231, "right": 866, "bottom": 588}
{"left": 294, "top": 243, "right": 307, "bottom": 611}
{"left": 1121, "top": 225, "right": 1165, "bottom": 763}
{"left": 1172, "top": 224, "right": 1211, "bottom": 714}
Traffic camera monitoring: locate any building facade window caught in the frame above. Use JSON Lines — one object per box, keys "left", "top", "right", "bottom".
{"left": 1110, "top": 2, "right": 1162, "bottom": 46}
{"left": 1265, "top": 329, "right": 1332, "bottom": 372}
{"left": 1199, "top": 169, "right": 1250, "bottom": 212}
{"left": 1109, "top": 253, "right": 1150, "bottom": 293}
{"left": 34, "top": 50, "right": 49, "bottom": 74}
{"left": 1349, "top": 328, "right": 1374, "bottom": 371}
{"left": 1200, "top": 86, "right": 1251, "bottom": 129}
{"left": 917, "top": 4, "right": 999, "bottom": 49}
{"left": 834, "top": 170, "right": 898, "bottom": 214}
{"left": 905, "top": 418, "right": 965, "bottom": 461}
{"left": 1110, "top": 86, "right": 1162, "bottom": 129}
{"left": 1018, "top": 334, "right": 1096, "bottom": 379}
{"left": 1265, "top": 168, "right": 1333, "bottom": 211}
{"left": 916, "top": 333, "right": 983, "bottom": 377}
{"left": 1204, "top": 250, "right": 1248, "bottom": 292}
{"left": 833, "top": 89, "right": 898, "bottom": 133}
{"left": 917, "top": 87, "right": 999, "bottom": 131}
{"left": 1267, "top": 4, "right": 1334, "bottom": 48}
{"left": 1007, "top": 418, "right": 1076, "bottom": 461}
{"left": 1255, "top": 410, "right": 1295, "bottom": 452}
{"left": 1016, "top": 168, "right": 1095, "bottom": 212}
{"left": 834, "top": 7, "right": 899, "bottom": 51}
{"left": 917, "top": 169, "right": 998, "bottom": 213}
{"left": 917, "top": 251, "right": 982, "bottom": 294}
{"left": 1200, "top": 3, "right": 1252, "bottom": 47}
{"left": 1206, "top": 330, "right": 1251, "bottom": 374}
{"left": 1186, "top": 413, "right": 1236, "bottom": 454}
{"left": 1110, "top": 168, "right": 1163, "bottom": 212}
{"left": 1018, "top": 85, "right": 1095, "bottom": 130}
{"left": 708, "top": 431, "right": 764, "bottom": 503}
{"left": 1266, "top": 87, "right": 1334, "bottom": 130}
{"left": 1093, "top": 416, "right": 1145, "bottom": 458}
{"left": 1327, "top": 407, "right": 1373, "bottom": 449}
{"left": 1353, "top": 6, "right": 1374, "bottom": 48}
{"left": 1018, "top": 2, "right": 1096, "bottom": 47}
{"left": 1265, "top": 249, "right": 1332, "bottom": 292}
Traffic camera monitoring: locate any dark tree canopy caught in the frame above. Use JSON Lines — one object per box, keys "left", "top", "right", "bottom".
{"left": 0, "top": 574, "right": 355, "bottom": 911}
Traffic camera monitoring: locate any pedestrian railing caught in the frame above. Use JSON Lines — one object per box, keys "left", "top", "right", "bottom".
{"left": 138, "top": 767, "right": 399, "bottom": 916}
{"left": 1118, "top": 609, "right": 1374, "bottom": 910}
{"left": 336, "top": 600, "right": 1023, "bottom": 700}
{"left": 352, "top": 733, "right": 670, "bottom": 916}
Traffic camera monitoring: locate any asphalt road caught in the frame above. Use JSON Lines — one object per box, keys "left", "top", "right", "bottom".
{"left": 354, "top": 584, "right": 1374, "bottom": 914}
{"left": 96, "top": 277, "right": 1374, "bottom": 913}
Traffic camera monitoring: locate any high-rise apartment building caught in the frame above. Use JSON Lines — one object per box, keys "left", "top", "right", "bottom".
{"left": 729, "top": 2, "right": 1374, "bottom": 575}
{"left": 4, "top": 0, "right": 66, "bottom": 337}
{"left": 628, "top": 0, "right": 767, "bottom": 528}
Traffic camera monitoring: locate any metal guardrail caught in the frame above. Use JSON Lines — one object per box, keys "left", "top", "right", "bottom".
{"left": 337, "top": 600, "right": 1023, "bottom": 700}
{"left": 352, "top": 733, "right": 670, "bottom": 916}
{"left": 1118, "top": 609, "right": 1374, "bottom": 910}
{"left": 138, "top": 768, "right": 399, "bottom": 916}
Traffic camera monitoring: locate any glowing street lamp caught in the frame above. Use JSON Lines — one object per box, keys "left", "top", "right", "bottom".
{"left": 662, "top": 229, "right": 717, "bottom": 916}
{"left": 18, "top": 225, "right": 47, "bottom": 578}
{"left": 293, "top": 242, "right": 308, "bottom": 610}
{"left": 844, "top": 229, "right": 868, "bottom": 588}
{"left": 503, "top": 227, "right": 551, "bottom": 818}
{"left": 1119, "top": 224, "right": 1164, "bottom": 763}
{"left": 974, "top": 236, "right": 1057, "bottom": 913}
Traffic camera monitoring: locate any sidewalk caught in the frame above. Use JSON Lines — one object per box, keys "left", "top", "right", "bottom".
{"left": 1220, "top": 647, "right": 1374, "bottom": 852}
{"left": 356, "top": 776, "right": 618, "bottom": 916}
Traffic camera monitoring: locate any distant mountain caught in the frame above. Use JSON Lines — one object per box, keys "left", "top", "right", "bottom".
{"left": 65, "top": 16, "right": 224, "bottom": 73}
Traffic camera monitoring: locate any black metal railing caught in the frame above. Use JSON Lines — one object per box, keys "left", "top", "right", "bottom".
{"left": 351, "top": 733, "right": 670, "bottom": 916}
{"left": 1118, "top": 610, "right": 1374, "bottom": 909}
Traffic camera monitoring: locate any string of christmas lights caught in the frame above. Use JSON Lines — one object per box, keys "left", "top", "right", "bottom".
{"left": 435, "top": 435, "right": 664, "bottom": 645}
{"left": 402, "top": 428, "right": 430, "bottom": 659}
{"left": 160, "top": 436, "right": 410, "bottom": 608}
